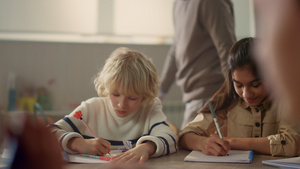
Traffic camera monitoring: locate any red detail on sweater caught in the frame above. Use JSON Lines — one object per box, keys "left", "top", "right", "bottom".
{"left": 74, "top": 111, "right": 83, "bottom": 119}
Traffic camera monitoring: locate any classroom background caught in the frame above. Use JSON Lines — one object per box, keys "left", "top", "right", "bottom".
{"left": 0, "top": 0, "right": 255, "bottom": 128}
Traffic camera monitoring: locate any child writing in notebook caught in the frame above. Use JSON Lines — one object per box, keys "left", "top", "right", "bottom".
{"left": 51, "top": 47, "right": 177, "bottom": 164}
{"left": 179, "top": 37, "right": 300, "bottom": 157}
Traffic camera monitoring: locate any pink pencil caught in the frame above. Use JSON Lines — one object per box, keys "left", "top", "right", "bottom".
{"left": 74, "top": 111, "right": 97, "bottom": 138}
{"left": 74, "top": 111, "right": 112, "bottom": 157}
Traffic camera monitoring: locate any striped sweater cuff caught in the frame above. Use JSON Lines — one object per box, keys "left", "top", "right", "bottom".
{"left": 136, "top": 136, "right": 166, "bottom": 157}
{"left": 60, "top": 132, "right": 83, "bottom": 154}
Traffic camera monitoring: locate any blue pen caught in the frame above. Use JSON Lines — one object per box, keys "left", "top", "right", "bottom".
{"left": 208, "top": 101, "right": 223, "bottom": 140}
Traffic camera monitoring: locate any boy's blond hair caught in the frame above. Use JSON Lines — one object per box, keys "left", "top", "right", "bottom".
{"left": 94, "top": 47, "right": 159, "bottom": 104}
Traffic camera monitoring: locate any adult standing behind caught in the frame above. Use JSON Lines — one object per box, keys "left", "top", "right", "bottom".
{"left": 160, "top": 0, "right": 236, "bottom": 129}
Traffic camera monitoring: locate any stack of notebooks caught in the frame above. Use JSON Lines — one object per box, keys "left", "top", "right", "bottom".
{"left": 262, "top": 157, "right": 300, "bottom": 169}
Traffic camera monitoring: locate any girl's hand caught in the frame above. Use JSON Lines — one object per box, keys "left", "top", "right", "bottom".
{"left": 112, "top": 142, "right": 156, "bottom": 164}
{"left": 201, "top": 134, "right": 230, "bottom": 156}
{"left": 68, "top": 137, "right": 111, "bottom": 156}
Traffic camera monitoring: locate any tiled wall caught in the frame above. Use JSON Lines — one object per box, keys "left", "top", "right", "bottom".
{"left": 0, "top": 40, "right": 183, "bottom": 116}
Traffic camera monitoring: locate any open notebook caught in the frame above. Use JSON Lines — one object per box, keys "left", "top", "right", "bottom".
{"left": 67, "top": 150, "right": 122, "bottom": 163}
{"left": 184, "top": 150, "right": 254, "bottom": 164}
{"left": 262, "top": 156, "right": 300, "bottom": 169}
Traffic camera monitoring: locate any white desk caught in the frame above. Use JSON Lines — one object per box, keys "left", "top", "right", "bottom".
{"left": 64, "top": 149, "right": 283, "bottom": 169}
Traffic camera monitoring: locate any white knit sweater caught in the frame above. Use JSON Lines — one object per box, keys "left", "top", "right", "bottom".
{"left": 52, "top": 97, "right": 178, "bottom": 157}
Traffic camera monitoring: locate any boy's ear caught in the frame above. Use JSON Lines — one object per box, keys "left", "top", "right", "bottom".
{"left": 141, "top": 97, "right": 147, "bottom": 105}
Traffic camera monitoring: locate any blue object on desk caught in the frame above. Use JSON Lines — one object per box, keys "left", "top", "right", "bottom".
{"left": 248, "top": 150, "right": 254, "bottom": 163}
{"left": 81, "top": 154, "right": 100, "bottom": 159}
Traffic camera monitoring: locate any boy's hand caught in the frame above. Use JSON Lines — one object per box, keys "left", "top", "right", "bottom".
{"left": 112, "top": 142, "right": 156, "bottom": 164}
{"left": 201, "top": 134, "right": 230, "bottom": 156}
{"left": 68, "top": 137, "right": 111, "bottom": 156}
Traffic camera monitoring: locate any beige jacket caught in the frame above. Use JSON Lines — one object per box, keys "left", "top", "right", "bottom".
{"left": 179, "top": 100, "right": 300, "bottom": 157}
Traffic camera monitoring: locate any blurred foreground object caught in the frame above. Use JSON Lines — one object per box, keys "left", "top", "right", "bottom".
{"left": 4, "top": 112, "right": 64, "bottom": 169}
{"left": 254, "top": 0, "right": 300, "bottom": 118}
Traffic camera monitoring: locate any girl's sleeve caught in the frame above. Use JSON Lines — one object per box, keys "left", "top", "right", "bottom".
{"left": 136, "top": 99, "right": 178, "bottom": 157}
{"left": 268, "top": 119, "right": 300, "bottom": 157}
{"left": 179, "top": 113, "right": 214, "bottom": 138}
{"left": 49, "top": 103, "right": 89, "bottom": 153}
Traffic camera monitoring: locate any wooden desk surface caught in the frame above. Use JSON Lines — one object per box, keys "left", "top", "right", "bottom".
{"left": 64, "top": 149, "right": 283, "bottom": 169}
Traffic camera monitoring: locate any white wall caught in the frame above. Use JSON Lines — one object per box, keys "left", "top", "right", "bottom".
{"left": 113, "top": 0, "right": 174, "bottom": 36}
{"left": 0, "top": 0, "right": 99, "bottom": 34}
{"left": 232, "top": 0, "right": 256, "bottom": 39}
{"left": 0, "top": 0, "right": 174, "bottom": 36}
{"left": 0, "top": 0, "right": 254, "bottom": 38}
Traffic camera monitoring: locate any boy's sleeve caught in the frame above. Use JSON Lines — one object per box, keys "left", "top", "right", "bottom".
{"left": 49, "top": 103, "right": 88, "bottom": 153}
{"left": 50, "top": 119, "right": 83, "bottom": 153}
{"left": 136, "top": 99, "right": 178, "bottom": 157}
